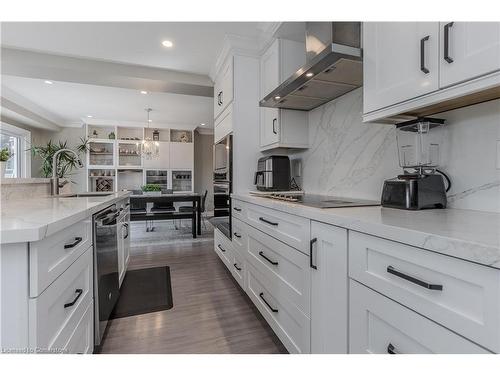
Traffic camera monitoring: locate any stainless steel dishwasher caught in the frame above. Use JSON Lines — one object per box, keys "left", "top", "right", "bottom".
{"left": 93, "top": 204, "right": 120, "bottom": 347}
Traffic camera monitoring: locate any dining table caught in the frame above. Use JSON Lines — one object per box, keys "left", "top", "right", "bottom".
{"left": 129, "top": 192, "right": 202, "bottom": 238}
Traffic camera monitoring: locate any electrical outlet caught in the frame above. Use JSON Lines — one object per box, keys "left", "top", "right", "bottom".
{"left": 497, "top": 141, "right": 500, "bottom": 169}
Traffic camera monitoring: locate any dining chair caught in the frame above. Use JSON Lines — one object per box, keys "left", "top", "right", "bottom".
{"left": 178, "top": 190, "right": 208, "bottom": 230}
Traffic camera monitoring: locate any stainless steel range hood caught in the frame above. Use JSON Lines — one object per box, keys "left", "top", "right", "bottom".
{"left": 260, "top": 22, "right": 362, "bottom": 111}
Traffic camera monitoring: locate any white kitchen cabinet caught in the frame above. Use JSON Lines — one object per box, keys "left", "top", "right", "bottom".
{"left": 214, "top": 57, "right": 234, "bottom": 120}
{"left": 169, "top": 142, "right": 194, "bottom": 170}
{"left": 310, "top": 221, "right": 348, "bottom": 354}
{"left": 143, "top": 142, "right": 170, "bottom": 169}
{"left": 363, "top": 22, "right": 440, "bottom": 114}
{"left": 260, "top": 38, "right": 308, "bottom": 150}
{"left": 214, "top": 105, "right": 233, "bottom": 143}
{"left": 439, "top": 22, "right": 500, "bottom": 88}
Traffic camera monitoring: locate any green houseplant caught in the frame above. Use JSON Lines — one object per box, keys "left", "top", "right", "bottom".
{"left": 30, "top": 138, "right": 89, "bottom": 178}
{"left": 141, "top": 184, "right": 162, "bottom": 196}
{"left": 0, "top": 147, "right": 12, "bottom": 178}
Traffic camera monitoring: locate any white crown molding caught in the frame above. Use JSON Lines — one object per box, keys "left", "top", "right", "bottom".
{"left": 83, "top": 118, "right": 198, "bottom": 131}
{"left": 195, "top": 127, "right": 214, "bottom": 135}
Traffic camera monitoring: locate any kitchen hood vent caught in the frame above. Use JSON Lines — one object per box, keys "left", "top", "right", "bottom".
{"left": 260, "top": 22, "right": 363, "bottom": 111}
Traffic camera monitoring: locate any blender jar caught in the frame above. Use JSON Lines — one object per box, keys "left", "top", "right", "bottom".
{"left": 396, "top": 117, "right": 445, "bottom": 169}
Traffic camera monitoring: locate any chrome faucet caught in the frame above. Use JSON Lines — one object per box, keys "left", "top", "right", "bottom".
{"left": 51, "top": 149, "right": 84, "bottom": 195}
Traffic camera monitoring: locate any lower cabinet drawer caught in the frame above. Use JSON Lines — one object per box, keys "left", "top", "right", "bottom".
{"left": 214, "top": 228, "right": 233, "bottom": 268}
{"left": 30, "top": 219, "right": 92, "bottom": 297}
{"left": 231, "top": 217, "right": 247, "bottom": 255}
{"left": 247, "top": 263, "right": 310, "bottom": 354}
{"left": 55, "top": 301, "right": 94, "bottom": 354}
{"left": 29, "top": 248, "right": 93, "bottom": 352}
{"left": 349, "top": 231, "right": 500, "bottom": 352}
{"left": 231, "top": 248, "right": 246, "bottom": 290}
{"left": 349, "top": 280, "right": 489, "bottom": 354}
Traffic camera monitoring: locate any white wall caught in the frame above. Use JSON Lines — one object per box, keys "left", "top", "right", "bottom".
{"left": 293, "top": 88, "right": 500, "bottom": 213}
{"left": 194, "top": 131, "right": 214, "bottom": 211}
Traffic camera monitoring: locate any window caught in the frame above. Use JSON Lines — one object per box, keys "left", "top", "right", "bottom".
{"left": 0, "top": 123, "right": 31, "bottom": 178}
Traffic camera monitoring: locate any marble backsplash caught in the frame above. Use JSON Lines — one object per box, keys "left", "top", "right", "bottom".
{"left": 292, "top": 89, "right": 500, "bottom": 213}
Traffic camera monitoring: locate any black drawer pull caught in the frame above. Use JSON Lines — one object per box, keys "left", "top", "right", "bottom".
{"left": 259, "top": 251, "right": 278, "bottom": 266}
{"left": 272, "top": 118, "right": 278, "bottom": 134}
{"left": 233, "top": 232, "right": 242, "bottom": 238}
{"left": 233, "top": 263, "right": 242, "bottom": 271}
{"left": 387, "top": 266, "right": 443, "bottom": 291}
{"left": 259, "top": 217, "right": 278, "bottom": 226}
{"left": 310, "top": 237, "right": 318, "bottom": 270}
{"left": 387, "top": 343, "right": 399, "bottom": 354}
{"left": 64, "top": 289, "right": 83, "bottom": 308}
{"left": 123, "top": 223, "right": 129, "bottom": 239}
{"left": 64, "top": 237, "right": 83, "bottom": 249}
{"left": 233, "top": 207, "right": 242, "bottom": 212}
{"left": 259, "top": 292, "right": 278, "bottom": 313}
{"left": 444, "top": 22, "right": 454, "bottom": 63}
{"left": 217, "top": 244, "right": 226, "bottom": 252}
{"left": 420, "top": 35, "right": 430, "bottom": 74}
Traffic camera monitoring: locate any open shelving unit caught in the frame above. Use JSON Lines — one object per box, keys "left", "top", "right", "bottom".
{"left": 84, "top": 124, "right": 194, "bottom": 193}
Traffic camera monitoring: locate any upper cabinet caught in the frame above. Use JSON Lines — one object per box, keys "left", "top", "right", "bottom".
{"left": 214, "top": 57, "right": 234, "bottom": 120}
{"left": 363, "top": 22, "right": 500, "bottom": 123}
{"left": 363, "top": 22, "right": 440, "bottom": 114}
{"left": 439, "top": 22, "right": 500, "bottom": 88}
{"left": 259, "top": 39, "right": 308, "bottom": 151}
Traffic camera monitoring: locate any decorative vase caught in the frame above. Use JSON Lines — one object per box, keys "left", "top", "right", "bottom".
{"left": 0, "top": 162, "right": 6, "bottom": 178}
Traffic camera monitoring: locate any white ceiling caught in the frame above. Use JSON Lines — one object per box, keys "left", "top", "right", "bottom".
{"left": 1, "top": 75, "right": 214, "bottom": 129}
{"left": 1, "top": 22, "right": 270, "bottom": 75}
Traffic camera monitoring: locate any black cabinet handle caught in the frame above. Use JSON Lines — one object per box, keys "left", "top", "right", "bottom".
{"left": 220, "top": 91, "right": 223, "bottom": 106}
{"left": 259, "top": 217, "right": 278, "bottom": 226}
{"left": 233, "top": 207, "right": 242, "bottom": 212}
{"left": 444, "top": 22, "right": 454, "bottom": 63}
{"left": 272, "top": 118, "right": 277, "bottom": 134}
{"left": 310, "top": 237, "right": 318, "bottom": 269}
{"left": 387, "top": 266, "right": 443, "bottom": 291}
{"left": 233, "top": 232, "right": 242, "bottom": 238}
{"left": 387, "top": 343, "right": 399, "bottom": 354}
{"left": 64, "top": 237, "right": 83, "bottom": 249}
{"left": 123, "top": 223, "right": 129, "bottom": 239}
{"left": 217, "top": 244, "right": 226, "bottom": 252}
{"left": 259, "top": 251, "right": 278, "bottom": 266}
{"left": 233, "top": 263, "right": 242, "bottom": 271}
{"left": 420, "top": 35, "right": 430, "bottom": 74}
{"left": 64, "top": 288, "right": 83, "bottom": 308}
{"left": 259, "top": 292, "right": 278, "bottom": 313}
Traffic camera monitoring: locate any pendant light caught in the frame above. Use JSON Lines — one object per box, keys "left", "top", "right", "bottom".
{"left": 138, "top": 108, "right": 160, "bottom": 159}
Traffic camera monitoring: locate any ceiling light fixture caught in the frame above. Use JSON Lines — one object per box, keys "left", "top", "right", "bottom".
{"left": 274, "top": 96, "right": 281, "bottom": 100}
{"left": 138, "top": 108, "right": 160, "bottom": 160}
{"left": 87, "top": 115, "right": 93, "bottom": 118}
{"left": 162, "top": 40, "right": 173, "bottom": 48}
{"left": 44, "top": 80, "right": 53, "bottom": 84}
{"left": 200, "top": 123, "right": 206, "bottom": 126}
{"left": 140, "top": 90, "right": 148, "bottom": 95}
{"left": 306, "top": 72, "right": 314, "bottom": 77}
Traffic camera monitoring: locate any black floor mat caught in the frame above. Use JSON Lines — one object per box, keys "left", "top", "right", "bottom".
{"left": 110, "top": 266, "right": 173, "bottom": 319}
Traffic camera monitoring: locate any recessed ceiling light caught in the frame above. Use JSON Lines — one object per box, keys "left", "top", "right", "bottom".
{"left": 87, "top": 115, "right": 93, "bottom": 118}
{"left": 140, "top": 90, "right": 148, "bottom": 95}
{"left": 200, "top": 123, "right": 206, "bottom": 126}
{"left": 148, "top": 119, "right": 152, "bottom": 123}
{"left": 44, "top": 80, "right": 53, "bottom": 84}
{"left": 306, "top": 72, "right": 314, "bottom": 77}
{"left": 162, "top": 40, "right": 173, "bottom": 48}
{"left": 274, "top": 96, "right": 281, "bottom": 100}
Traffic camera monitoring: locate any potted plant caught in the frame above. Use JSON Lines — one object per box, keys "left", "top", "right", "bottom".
{"left": 141, "top": 184, "right": 162, "bottom": 196}
{"left": 108, "top": 132, "right": 116, "bottom": 140}
{"left": 0, "top": 147, "right": 12, "bottom": 178}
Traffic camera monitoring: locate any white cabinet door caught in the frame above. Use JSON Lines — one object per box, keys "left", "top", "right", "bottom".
{"left": 439, "top": 22, "right": 500, "bottom": 88}
{"left": 261, "top": 39, "right": 280, "bottom": 98}
{"left": 214, "top": 57, "right": 234, "bottom": 119}
{"left": 260, "top": 107, "right": 280, "bottom": 147}
{"left": 170, "top": 142, "right": 194, "bottom": 169}
{"left": 310, "top": 221, "right": 348, "bottom": 354}
{"left": 363, "top": 22, "right": 440, "bottom": 113}
{"left": 143, "top": 142, "right": 170, "bottom": 169}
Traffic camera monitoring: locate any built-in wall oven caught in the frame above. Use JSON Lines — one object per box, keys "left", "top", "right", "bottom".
{"left": 213, "top": 135, "right": 232, "bottom": 238}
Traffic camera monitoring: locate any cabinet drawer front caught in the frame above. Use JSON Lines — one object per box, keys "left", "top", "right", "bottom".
{"left": 29, "top": 248, "right": 93, "bottom": 352}
{"left": 214, "top": 105, "right": 233, "bottom": 144}
{"left": 231, "top": 217, "right": 247, "bottom": 256}
{"left": 52, "top": 301, "right": 94, "bottom": 354}
{"left": 231, "top": 248, "right": 246, "bottom": 290}
{"left": 247, "top": 264, "right": 310, "bottom": 354}
{"left": 246, "top": 224, "right": 310, "bottom": 316}
{"left": 349, "top": 280, "right": 489, "bottom": 354}
{"left": 231, "top": 199, "right": 246, "bottom": 221}
{"left": 243, "top": 201, "right": 310, "bottom": 253}
{"left": 30, "top": 219, "right": 92, "bottom": 297}
{"left": 349, "top": 231, "right": 500, "bottom": 352}
{"left": 214, "top": 228, "right": 233, "bottom": 268}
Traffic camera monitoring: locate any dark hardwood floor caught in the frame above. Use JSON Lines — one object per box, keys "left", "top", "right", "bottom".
{"left": 99, "top": 232, "right": 288, "bottom": 354}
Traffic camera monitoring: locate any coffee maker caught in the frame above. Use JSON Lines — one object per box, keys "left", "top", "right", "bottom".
{"left": 381, "top": 117, "right": 449, "bottom": 210}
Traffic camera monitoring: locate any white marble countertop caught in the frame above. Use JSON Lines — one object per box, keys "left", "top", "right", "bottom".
{"left": 0, "top": 192, "right": 131, "bottom": 244}
{"left": 0, "top": 178, "right": 51, "bottom": 184}
{"left": 232, "top": 193, "right": 500, "bottom": 269}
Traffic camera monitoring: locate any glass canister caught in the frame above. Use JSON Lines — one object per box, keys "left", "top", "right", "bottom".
{"left": 396, "top": 117, "right": 446, "bottom": 169}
